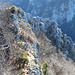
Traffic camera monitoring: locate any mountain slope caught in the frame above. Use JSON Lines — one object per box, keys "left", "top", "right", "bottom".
{"left": 0, "top": 5, "right": 75, "bottom": 75}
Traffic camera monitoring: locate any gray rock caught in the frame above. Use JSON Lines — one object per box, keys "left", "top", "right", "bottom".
{"left": 34, "top": 53, "right": 38, "bottom": 58}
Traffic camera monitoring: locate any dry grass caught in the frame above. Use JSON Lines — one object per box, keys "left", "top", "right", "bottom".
{"left": 19, "top": 28, "right": 38, "bottom": 43}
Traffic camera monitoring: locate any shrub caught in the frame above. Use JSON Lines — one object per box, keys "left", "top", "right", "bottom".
{"left": 17, "top": 39, "right": 23, "bottom": 44}
{"left": 15, "top": 48, "right": 29, "bottom": 68}
{"left": 10, "top": 5, "right": 22, "bottom": 15}
{"left": 17, "top": 64, "right": 20, "bottom": 69}
{"left": 39, "top": 65, "right": 42, "bottom": 73}
{"left": 18, "top": 48, "right": 29, "bottom": 63}
{"left": 11, "top": 5, "right": 16, "bottom": 13}
{"left": 42, "top": 62, "right": 48, "bottom": 75}
{"left": 17, "top": 8, "right": 22, "bottom": 14}
{"left": 36, "top": 51, "right": 38, "bottom": 55}
{"left": 17, "top": 33, "right": 24, "bottom": 41}
{"left": 27, "top": 23, "right": 31, "bottom": 26}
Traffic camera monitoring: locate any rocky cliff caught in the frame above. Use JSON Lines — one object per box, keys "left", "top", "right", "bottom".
{"left": 0, "top": 6, "right": 75, "bottom": 75}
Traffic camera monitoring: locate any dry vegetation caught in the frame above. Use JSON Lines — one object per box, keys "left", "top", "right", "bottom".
{"left": 0, "top": 5, "right": 39, "bottom": 75}
{"left": 35, "top": 31, "right": 75, "bottom": 75}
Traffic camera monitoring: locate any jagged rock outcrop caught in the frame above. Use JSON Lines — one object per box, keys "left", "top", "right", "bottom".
{"left": 18, "top": 8, "right": 75, "bottom": 61}
{"left": 13, "top": 11, "right": 41, "bottom": 75}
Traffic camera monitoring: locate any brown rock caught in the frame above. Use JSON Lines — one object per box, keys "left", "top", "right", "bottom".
{"left": 22, "top": 69, "right": 25, "bottom": 73}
